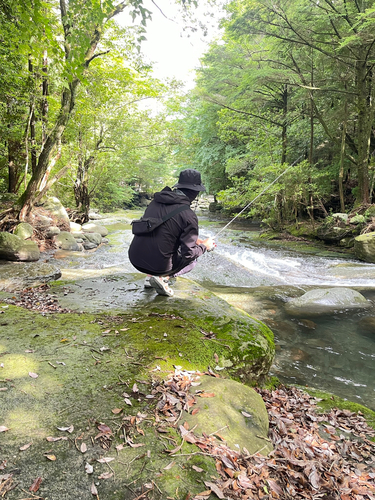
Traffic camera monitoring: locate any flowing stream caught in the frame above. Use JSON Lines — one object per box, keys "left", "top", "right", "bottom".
{"left": 50, "top": 213, "right": 375, "bottom": 410}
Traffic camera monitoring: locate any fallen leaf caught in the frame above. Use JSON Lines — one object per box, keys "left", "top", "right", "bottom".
{"left": 80, "top": 443, "right": 87, "bottom": 453}
{"left": 44, "top": 454, "right": 56, "bottom": 461}
{"left": 28, "top": 372, "right": 38, "bottom": 379}
{"left": 241, "top": 411, "right": 252, "bottom": 418}
{"left": 214, "top": 353, "right": 219, "bottom": 363}
{"left": 124, "top": 398, "right": 132, "bottom": 406}
{"left": 19, "top": 442, "right": 32, "bottom": 451}
{"left": 46, "top": 436, "right": 68, "bottom": 442}
{"left": 29, "top": 477, "right": 42, "bottom": 493}
{"left": 204, "top": 481, "right": 225, "bottom": 499}
{"left": 0, "top": 426, "right": 9, "bottom": 433}
{"left": 98, "top": 472, "right": 113, "bottom": 479}
{"left": 0, "top": 388, "right": 7, "bottom": 392}
{"left": 57, "top": 425, "right": 74, "bottom": 433}
{"left": 96, "top": 457, "right": 115, "bottom": 463}
{"left": 111, "top": 408, "right": 122, "bottom": 414}
{"left": 97, "top": 424, "right": 112, "bottom": 435}
{"left": 199, "top": 393, "right": 215, "bottom": 398}
{"left": 191, "top": 408, "right": 200, "bottom": 415}
{"left": 115, "top": 444, "right": 124, "bottom": 451}
{"left": 128, "top": 442, "right": 145, "bottom": 448}
{"left": 25, "top": 349, "right": 35, "bottom": 353}
{"left": 132, "top": 383, "right": 139, "bottom": 393}
{"left": 144, "top": 482, "right": 153, "bottom": 489}
{"left": 85, "top": 463, "right": 93, "bottom": 474}
{"left": 91, "top": 482, "right": 98, "bottom": 495}
{"left": 163, "top": 461, "right": 176, "bottom": 470}
{"left": 192, "top": 465, "right": 204, "bottom": 472}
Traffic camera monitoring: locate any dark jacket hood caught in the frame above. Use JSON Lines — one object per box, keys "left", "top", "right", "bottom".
{"left": 153, "top": 187, "right": 191, "bottom": 206}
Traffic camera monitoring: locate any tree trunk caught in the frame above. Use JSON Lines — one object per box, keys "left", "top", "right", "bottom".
{"left": 74, "top": 155, "right": 94, "bottom": 218}
{"left": 19, "top": 80, "right": 79, "bottom": 220}
{"left": 281, "top": 84, "right": 287, "bottom": 164}
{"left": 339, "top": 98, "right": 348, "bottom": 213}
{"left": 355, "top": 59, "right": 375, "bottom": 205}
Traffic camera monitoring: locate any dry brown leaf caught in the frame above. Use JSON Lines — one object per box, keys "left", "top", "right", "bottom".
{"left": 46, "top": 436, "right": 68, "bottom": 442}
{"left": 85, "top": 463, "right": 93, "bottom": 474}
{"left": 44, "top": 454, "right": 56, "bottom": 461}
{"left": 0, "top": 426, "right": 9, "bottom": 433}
{"left": 19, "top": 442, "right": 32, "bottom": 451}
{"left": 97, "top": 457, "right": 115, "bottom": 463}
{"left": 199, "top": 393, "right": 215, "bottom": 398}
{"left": 29, "top": 477, "right": 42, "bottom": 493}
{"left": 91, "top": 482, "right": 98, "bottom": 495}
{"left": 111, "top": 408, "right": 122, "bottom": 414}
{"left": 57, "top": 425, "right": 74, "bottom": 433}
{"left": 191, "top": 408, "right": 200, "bottom": 415}
{"left": 163, "top": 461, "right": 176, "bottom": 470}
{"left": 204, "top": 481, "right": 225, "bottom": 499}
{"left": 80, "top": 443, "right": 87, "bottom": 453}
{"left": 98, "top": 472, "right": 113, "bottom": 479}
{"left": 192, "top": 465, "right": 204, "bottom": 473}
{"left": 28, "top": 372, "right": 38, "bottom": 378}
{"left": 97, "top": 424, "right": 112, "bottom": 435}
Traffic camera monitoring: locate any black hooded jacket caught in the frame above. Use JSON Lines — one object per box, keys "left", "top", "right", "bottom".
{"left": 128, "top": 187, "right": 206, "bottom": 275}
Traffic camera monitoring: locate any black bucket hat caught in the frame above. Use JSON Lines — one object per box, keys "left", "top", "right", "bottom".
{"left": 173, "top": 169, "right": 206, "bottom": 192}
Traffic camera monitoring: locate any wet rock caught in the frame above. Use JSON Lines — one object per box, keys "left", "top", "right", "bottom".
{"left": 14, "top": 222, "right": 34, "bottom": 240}
{"left": 297, "top": 319, "right": 317, "bottom": 330}
{"left": 0, "top": 262, "right": 61, "bottom": 291}
{"left": 40, "top": 196, "right": 70, "bottom": 225}
{"left": 82, "top": 222, "right": 108, "bottom": 237}
{"left": 83, "top": 232, "right": 102, "bottom": 246}
{"left": 0, "top": 232, "right": 40, "bottom": 262}
{"left": 45, "top": 226, "right": 60, "bottom": 238}
{"left": 284, "top": 288, "right": 372, "bottom": 316}
{"left": 358, "top": 317, "right": 375, "bottom": 335}
{"left": 183, "top": 376, "right": 272, "bottom": 455}
{"left": 354, "top": 232, "right": 375, "bottom": 263}
{"left": 70, "top": 221, "right": 82, "bottom": 233}
{"left": 54, "top": 231, "right": 80, "bottom": 251}
{"left": 82, "top": 241, "right": 98, "bottom": 250}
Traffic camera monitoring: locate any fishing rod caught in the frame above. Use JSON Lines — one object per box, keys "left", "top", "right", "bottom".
{"left": 213, "top": 154, "right": 304, "bottom": 239}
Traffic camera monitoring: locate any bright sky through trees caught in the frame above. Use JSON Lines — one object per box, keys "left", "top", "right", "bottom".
{"left": 118, "top": 0, "right": 221, "bottom": 87}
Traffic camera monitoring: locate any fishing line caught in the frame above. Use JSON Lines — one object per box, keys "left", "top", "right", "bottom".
{"left": 213, "top": 154, "right": 304, "bottom": 239}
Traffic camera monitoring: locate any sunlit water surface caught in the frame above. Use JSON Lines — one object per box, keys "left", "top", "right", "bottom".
{"left": 50, "top": 216, "right": 375, "bottom": 410}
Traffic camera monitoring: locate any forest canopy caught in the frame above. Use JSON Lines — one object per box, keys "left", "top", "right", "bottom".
{"left": 1, "top": 0, "right": 375, "bottom": 227}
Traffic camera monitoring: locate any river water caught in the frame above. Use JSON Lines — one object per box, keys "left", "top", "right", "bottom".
{"left": 50, "top": 213, "right": 375, "bottom": 410}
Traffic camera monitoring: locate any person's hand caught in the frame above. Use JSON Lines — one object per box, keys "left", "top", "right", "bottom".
{"left": 196, "top": 237, "right": 203, "bottom": 245}
{"left": 201, "top": 237, "right": 216, "bottom": 252}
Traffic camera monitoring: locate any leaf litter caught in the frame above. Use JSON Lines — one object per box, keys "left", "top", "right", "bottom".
{"left": 151, "top": 370, "right": 375, "bottom": 500}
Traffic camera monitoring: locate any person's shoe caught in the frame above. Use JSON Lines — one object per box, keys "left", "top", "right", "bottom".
{"left": 144, "top": 276, "right": 153, "bottom": 288}
{"left": 144, "top": 276, "right": 170, "bottom": 289}
{"left": 149, "top": 276, "right": 174, "bottom": 297}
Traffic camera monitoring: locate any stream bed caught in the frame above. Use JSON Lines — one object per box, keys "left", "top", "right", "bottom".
{"left": 49, "top": 212, "right": 375, "bottom": 410}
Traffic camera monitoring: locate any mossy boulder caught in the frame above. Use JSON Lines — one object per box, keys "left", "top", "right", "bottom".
{"left": 40, "top": 196, "right": 70, "bottom": 225}
{"left": 51, "top": 274, "right": 275, "bottom": 383}
{"left": 0, "top": 278, "right": 273, "bottom": 499}
{"left": 284, "top": 287, "right": 372, "bottom": 316}
{"left": 183, "top": 376, "right": 272, "bottom": 455}
{"left": 82, "top": 223, "right": 108, "bottom": 237}
{"left": 354, "top": 232, "right": 375, "bottom": 263}
{"left": 54, "top": 231, "right": 80, "bottom": 251}
{"left": 13, "top": 222, "right": 34, "bottom": 240}
{"left": 0, "top": 232, "right": 40, "bottom": 262}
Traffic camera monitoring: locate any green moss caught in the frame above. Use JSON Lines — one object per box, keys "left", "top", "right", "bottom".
{"left": 301, "top": 387, "right": 375, "bottom": 433}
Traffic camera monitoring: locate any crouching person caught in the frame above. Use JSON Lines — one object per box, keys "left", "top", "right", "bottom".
{"left": 128, "top": 169, "right": 215, "bottom": 296}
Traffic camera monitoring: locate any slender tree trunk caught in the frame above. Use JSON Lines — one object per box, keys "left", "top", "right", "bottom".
{"left": 19, "top": 80, "right": 79, "bottom": 220}
{"left": 28, "top": 57, "right": 37, "bottom": 174}
{"left": 356, "top": 59, "right": 375, "bottom": 205}
{"left": 339, "top": 98, "right": 348, "bottom": 213}
{"left": 281, "top": 84, "right": 287, "bottom": 164}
